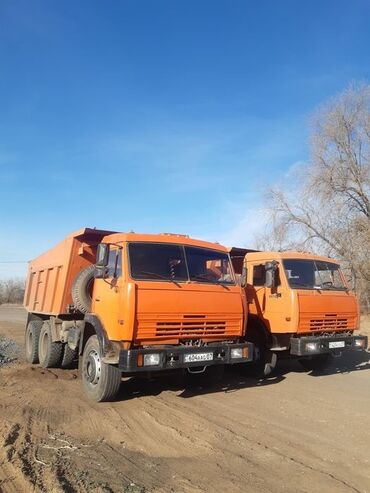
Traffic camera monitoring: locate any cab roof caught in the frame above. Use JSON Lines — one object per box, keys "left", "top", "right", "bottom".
{"left": 101, "top": 231, "right": 228, "bottom": 252}
{"left": 245, "top": 250, "right": 339, "bottom": 264}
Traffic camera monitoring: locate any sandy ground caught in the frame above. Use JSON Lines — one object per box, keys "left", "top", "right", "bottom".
{"left": 0, "top": 306, "right": 370, "bottom": 493}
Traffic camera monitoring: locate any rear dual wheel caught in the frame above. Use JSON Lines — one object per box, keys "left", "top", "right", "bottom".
{"left": 26, "top": 319, "right": 78, "bottom": 369}
{"left": 38, "top": 321, "right": 64, "bottom": 368}
{"left": 25, "top": 320, "right": 43, "bottom": 364}
{"left": 61, "top": 344, "right": 78, "bottom": 369}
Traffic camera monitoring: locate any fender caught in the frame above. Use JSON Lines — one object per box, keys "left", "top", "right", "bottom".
{"left": 245, "top": 314, "right": 273, "bottom": 348}
{"left": 82, "top": 314, "right": 120, "bottom": 364}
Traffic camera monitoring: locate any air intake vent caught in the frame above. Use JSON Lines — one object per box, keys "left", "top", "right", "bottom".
{"left": 135, "top": 314, "right": 242, "bottom": 341}
{"left": 156, "top": 317, "right": 226, "bottom": 337}
{"left": 309, "top": 317, "right": 348, "bottom": 331}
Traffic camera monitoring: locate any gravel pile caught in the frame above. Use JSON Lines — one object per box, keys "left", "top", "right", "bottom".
{"left": 0, "top": 335, "right": 22, "bottom": 367}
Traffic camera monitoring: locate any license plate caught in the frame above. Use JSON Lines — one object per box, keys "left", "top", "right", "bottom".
{"left": 184, "top": 352, "right": 213, "bottom": 363}
{"left": 329, "top": 341, "right": 345, "bottom": 349}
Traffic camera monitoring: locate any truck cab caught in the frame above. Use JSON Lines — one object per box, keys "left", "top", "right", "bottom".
{"left": 230, "top": 249, "right": 367, "bottom": 373}
{"left": 91, "top": 232, "right": 252, "bottom": 369}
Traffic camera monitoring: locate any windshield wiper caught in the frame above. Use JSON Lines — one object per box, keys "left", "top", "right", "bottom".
{"left": 316, "top": 283, "right": 347, "bottom": 291}
{"left": 191, "top": 274, "right": 217, "bottom": 282}
{"left": 191, "top": 274, "right": 232, "bottom": 290}
{"left": 138, "top": 271, "right": 181, "bottom": 284}
{"left": 190, "top": 274, "right": 233, "bottom": 287}
{"left": 291, "top": 282, "right": 316, "bottom": 288}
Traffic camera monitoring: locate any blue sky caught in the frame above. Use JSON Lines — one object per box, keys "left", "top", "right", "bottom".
{"left": 1, "top": 0, "right": 370, "bottom": 277}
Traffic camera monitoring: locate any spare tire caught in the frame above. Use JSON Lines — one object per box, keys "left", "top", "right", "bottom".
{"left": 72, "top": 265, "right": 95, "bottom": 313}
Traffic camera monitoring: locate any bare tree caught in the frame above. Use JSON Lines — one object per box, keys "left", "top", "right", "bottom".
{"left": 0, "top": 278, "right": 25, "bottom": 305}
{"left": 261, "top": 83, "right": 370, "bottom": 310}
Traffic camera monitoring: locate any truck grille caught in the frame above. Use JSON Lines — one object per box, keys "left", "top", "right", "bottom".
{"left": 309, "top": 317, "right": 348, "bottom": 331}
{"left": 156, "top": 318, "right": 226, "bottom": 337}
{"left": 136, "top": 314, "right": 241, "bottom": 341}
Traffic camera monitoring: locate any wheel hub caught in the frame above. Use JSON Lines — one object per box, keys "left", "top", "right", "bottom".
{"left": 86, "top": 349, "right": 101, "bottom": 385}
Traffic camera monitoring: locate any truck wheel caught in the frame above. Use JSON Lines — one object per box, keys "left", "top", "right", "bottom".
{"left": 38, "top": 321, "right": 64, "bottom": 368}
{"left": 299, "top": 353, "right": 331, "bottom": 371}
{"left": 81, "top": 335, "right": 122, "bottom": 402}
{"left": 72, "top": 265, "right": 95, "bottom": 314}
{"left": 244, "top": 318, "right": 276, "bottom": 378}
{"left": 245, "top": 347, "right": 277, "bottom": 378}
{"left": 61, "top": 344, "right": 78, "bottom": 369}
{"left": 25, "top": 320, "right": 42, "bottom": 364}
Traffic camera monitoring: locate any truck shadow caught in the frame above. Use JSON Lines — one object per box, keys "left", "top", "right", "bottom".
{"left": 276, "top": 350, "right": 370, "bottom": 377}
{"left": 113, "top": 351, "right": 370, "bottom": 401}
{"left": 117, "top": 368, "right": 285, "bottom": 401}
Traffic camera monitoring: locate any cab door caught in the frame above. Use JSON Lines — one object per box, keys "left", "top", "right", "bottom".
{"left": 92, "top": 247, "right": 123, "bottom": 340}
{"left": 247, "top": 261, "right": 290, "bottom": 333}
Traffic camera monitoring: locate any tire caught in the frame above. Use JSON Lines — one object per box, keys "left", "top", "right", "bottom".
{"left": 240, "top": 343, "right": 277, "bottom": 378}
{"left": 72, "top": 265, "right": 95, "bottom": 314}
{"left": 298, "top": 353, "right": 331, "bottom": 371}
{"left": 38, "top": 321, "right": 64, "bottom": 368}
{"left": 61, "top": 344, "right": 78, "bottom": 369}
{"left": 25, "top": 320, "right": 42, "bottom": 364}
{"left": 81, "top": 335, "right": 122, "bottom": 402}
{"left": 242, "top": 317, "right": 276, "bottom": 378}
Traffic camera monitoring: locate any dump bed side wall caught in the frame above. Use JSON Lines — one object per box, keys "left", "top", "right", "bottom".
{"left": 24, "top": 236, "right": 97, "bottom": 315}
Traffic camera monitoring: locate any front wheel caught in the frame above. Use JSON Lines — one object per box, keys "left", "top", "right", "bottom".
{"left": 81, "top": 335, "right": 122, "bottom": 402}
{"left": 298, "top": 353, "right": 331, "bottom": 371}
{"left": 243, "top": 347, "right": 277, "bottom": 378}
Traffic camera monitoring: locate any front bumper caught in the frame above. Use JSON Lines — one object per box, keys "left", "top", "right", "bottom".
{"left": 290, "top": 334, "right": 368, "bottom": 357}
{"left": 118, "top": 342, "right": 254, "bottom": 373}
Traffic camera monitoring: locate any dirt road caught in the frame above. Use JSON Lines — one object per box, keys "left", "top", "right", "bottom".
{"left": 0, "top": 306, "right": 370, "bottom": 493}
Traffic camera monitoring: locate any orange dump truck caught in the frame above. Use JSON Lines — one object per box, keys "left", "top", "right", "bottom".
{"left": 24, "top": 228, "right": 253, "bottom": 401}
{"left": 230, "top": 248, "right": 368, "bottom": 375}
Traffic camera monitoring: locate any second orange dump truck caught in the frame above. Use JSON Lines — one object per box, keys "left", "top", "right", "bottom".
{"left": 24, "top": 228, "right": 254, "bottom": 401}
{"left": 230, "top": 248, "right": 368, "bottom": 376}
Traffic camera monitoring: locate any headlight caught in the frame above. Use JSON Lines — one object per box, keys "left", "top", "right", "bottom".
{"left": 231, "top": 348, "right": 243, "bottom": 359}
{"left": 143, "top": 353, "right": 161, "bottom": 366}
{"left": 305, "top": 342, "right": 318, "bottom": 352}
{"left": 355, "top": 339, "right": 366, "bottom": 348}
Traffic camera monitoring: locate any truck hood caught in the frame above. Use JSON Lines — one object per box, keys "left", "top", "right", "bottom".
{"left": 134, "top": 282, "right": 244, "bottom": 344}
{"left": 297, "top": 290, "right": 359, "bottom": 333}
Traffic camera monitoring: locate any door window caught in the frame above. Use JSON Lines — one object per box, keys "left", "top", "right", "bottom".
{"left": 107, "top": 249, "right": 122, "bottom": 278}
{"left": 253, "top": 264, "right": 266, "bottom": 286}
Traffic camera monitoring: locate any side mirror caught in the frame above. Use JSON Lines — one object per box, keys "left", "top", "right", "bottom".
{"left": 240, "top": 266, "right": 247, "bottom": 288}
{"left": 95, "top": 244, "right": 109, "bottom": 279}
{"left": 96, "top": 243, "right": 109, "bottom": 267}
{"left": 265, "top": 261, "right": 278, "bottom": 289}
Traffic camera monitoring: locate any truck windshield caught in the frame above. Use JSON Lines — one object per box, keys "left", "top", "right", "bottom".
{"left": 129, "top": 243, "right": 235, "bottom": 284}
{"left": 283, "top": 259, "right": 347, "bottom": 290}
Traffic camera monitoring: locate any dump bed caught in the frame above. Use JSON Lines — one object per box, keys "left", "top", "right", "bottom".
{"left": 24, "top": 228, "right": 115, "bottom": 315}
